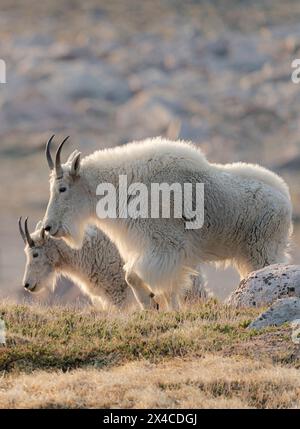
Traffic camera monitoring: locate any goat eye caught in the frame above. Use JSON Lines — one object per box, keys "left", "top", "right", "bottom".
{"left": 59, "top": 187, "right": 67, "bottom": 193}
{"left": 33, "top": 253, "right": 39, "bottom": 258}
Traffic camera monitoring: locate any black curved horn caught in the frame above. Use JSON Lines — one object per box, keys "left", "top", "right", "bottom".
{"left": 55, "top": 136, "right": 70, "bottom": 179}
{"left": 46, "top": 135, "right": 55, "bottom": 170}
{"left": 18, "top": 217, "right": 26, "bottom": 244}
{"left": 24, "top": 217, "right": 35, "bottom": 248}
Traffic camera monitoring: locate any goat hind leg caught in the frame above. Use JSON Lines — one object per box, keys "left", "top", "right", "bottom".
{"left": 125, "top": 270, "right": 158, "bottom": 310}
{"left": 162, "top": 291, "right": 180, "bottom": 311}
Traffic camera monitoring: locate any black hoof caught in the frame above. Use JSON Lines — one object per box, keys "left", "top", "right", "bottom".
{"left": 149, "top": 293, "right": 159, "bottom": 311}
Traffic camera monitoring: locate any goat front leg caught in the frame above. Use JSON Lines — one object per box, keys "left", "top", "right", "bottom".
{"left": 90, "top": 295, "right": 106, "bottom": 311}
{"left": 125, "top": 270, "right": 158, "bottom": 310}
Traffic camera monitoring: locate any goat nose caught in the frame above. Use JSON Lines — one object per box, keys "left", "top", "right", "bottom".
{"left": 44, "top": 225, "right": 52, "bottom": 232}
{"left": 24, "top": 283, "right": 30, "bottom": 289}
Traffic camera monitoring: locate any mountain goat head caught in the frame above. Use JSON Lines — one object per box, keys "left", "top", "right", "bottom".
{"left": 43, "top": 135, "right": 91, "bottom": 247}
{"left": 19, "top": 217, "right": 57, "bottom": 293}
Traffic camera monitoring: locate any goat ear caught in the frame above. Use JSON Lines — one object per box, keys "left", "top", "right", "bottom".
{"left": 35, "top": 220, "right": 43, "bottom": 231}
{"left": 40, "top": 227, "right": 46, "bottom": 241}
{"left": 70, "top": 152, "right": 81, "bottom": 177}
{"left": 66, "top": 150, "right": 80, "bottom": 164}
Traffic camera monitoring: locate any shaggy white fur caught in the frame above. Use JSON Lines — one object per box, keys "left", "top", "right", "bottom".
{"left": 22, "top": 223, "right": 134, "bottom": 310}
{"left": 44, "top": 138, "right": 293, "bottom": 310}
{"left": 22, "top": 222, "right": 207, "bottom": 310}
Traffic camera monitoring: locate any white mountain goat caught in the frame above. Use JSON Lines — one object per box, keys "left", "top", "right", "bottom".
{"left": 43, "top": 136, "right": 292, "bottom": 310}
{"left": 19, "top": 217, "right": 207, "bottom": 310}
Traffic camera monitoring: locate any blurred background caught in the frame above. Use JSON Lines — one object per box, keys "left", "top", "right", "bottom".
{"left": 1, "top": 0, "right": 300, "bottom": 304}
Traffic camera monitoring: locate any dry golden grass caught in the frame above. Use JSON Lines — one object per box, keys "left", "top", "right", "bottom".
{"left": 0, "top": 299, "right": 299, "bottom": 408}
{"left": 1, "top": 355, "right": 300, "bottom": 409}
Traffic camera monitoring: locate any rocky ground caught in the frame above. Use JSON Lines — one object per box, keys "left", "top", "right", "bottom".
{"left": 1, "top": 0, "right": 300, "bottom": 303}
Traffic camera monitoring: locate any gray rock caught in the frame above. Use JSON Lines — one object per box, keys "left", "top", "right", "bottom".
{"left": 249, "top": 297, "right": 300, "bottom": 329}
{"left": 226, "top": 264, "right": 300, "bottom": 308}
{"left": 116, "top": 92, "right": 176, "bottom": 137}
{"left": 274, "top": 155, "right": 300, "bottom": 173}
{"left": 128, "top": 69, "right": 168, "bottom": 92}
{"left": 179, "top": 120, "right": 211, "bottom": 142}
{"left": 205, "top": 38, "right": 230, "bottom": 57}
{"left": 39, "top": 63, "right": 131, "bottom": 103}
